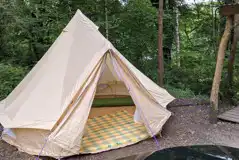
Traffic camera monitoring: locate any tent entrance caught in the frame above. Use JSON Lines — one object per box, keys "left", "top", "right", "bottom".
{"left": 91, "top": 52, "right": 136, "bottom": 115}
{"left": 79, "top": 53, "right": 149, "bottom": 153}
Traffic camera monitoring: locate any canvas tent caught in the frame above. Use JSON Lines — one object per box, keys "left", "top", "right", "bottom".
{"left": 0, "top": 9, "right": 175, "bottom": 158}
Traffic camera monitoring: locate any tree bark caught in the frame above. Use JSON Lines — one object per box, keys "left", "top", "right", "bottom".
{"left": 158, "top": 0, "right": 164, "bottom": 87}
{"left": 105, "top": 0, "right": 109, "bottom": 39}
{"left": 210, "top": 16, "right": 232, "bottom": 123}
{"left": 67, "top": 0, "right": 72, "bottom": 17}
{"left": 175, "top": 5, "right": 180, "bottom": 66}
{"left": 227, "top": 24, "right": 237, "bottom": 87}
{"left": 227, "top": 11, "right": 239, "bottom": 103}
{"left": 211, "top": 4, "right": 216, "bottom": 53}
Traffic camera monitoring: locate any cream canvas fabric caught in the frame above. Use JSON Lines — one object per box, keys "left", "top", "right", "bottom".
{"left": 0, "top": 9, "right": 175, "bottom": 158}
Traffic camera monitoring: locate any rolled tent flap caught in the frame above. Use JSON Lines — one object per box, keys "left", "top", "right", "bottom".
{"left": 48, "top": 56, "right": 106, "bottom": 153}
{"left": 110, "top": 47, "right": 175, "bottom": 108}
{"left": 110, "top": 52, "right": 171, "bottom": 136}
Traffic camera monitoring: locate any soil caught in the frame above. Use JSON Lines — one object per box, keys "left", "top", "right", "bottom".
{"left": 0, "top": 99, "right": 239, "bottom": 160}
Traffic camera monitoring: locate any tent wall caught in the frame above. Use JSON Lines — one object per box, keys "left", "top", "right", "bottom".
{"left": 0, "top": 10, "right": 109, "bottom": 130}
{"left": 2, "top": 128, "right": 75, "bottom": 157}
{"left": 2, "top": 54, "right": 107, "bottom": 158}
{"left": 3, "top": 54, "right": 107, "bottom": 158}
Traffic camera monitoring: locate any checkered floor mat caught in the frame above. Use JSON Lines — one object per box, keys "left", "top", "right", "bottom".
{"left": 79, "top": 110, "right": 149, "bottom": 153}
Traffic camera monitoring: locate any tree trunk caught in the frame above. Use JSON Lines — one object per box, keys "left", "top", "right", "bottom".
{"left": 234, "top": 0, "right": 239, "bottom": 40}
{"left": 210, "top": 16, "right": 232, "bottom": 123}
{"left": 227, "top": 24, "right": 237, "bottom": 87}
{"left": 105, "top": 0, "right": 109, "bottom": 39}
{"left": 175, "top": 5, "right": 180, "bottom": 66}
{"left": 227, "top": 11, "right": 239, "bottom": 103}
{"left": 158, "top": 0, "right": 164, "bottom": 87}
{"left": 68, "top": 0, "right": 72, "bottom": 17}
{"left": 211, "top": 4, "right": 216, "bottom": 53}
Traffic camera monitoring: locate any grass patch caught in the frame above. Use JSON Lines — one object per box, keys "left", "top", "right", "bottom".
{"left": 165, "top": 84, "right": 209, "bottom": 100}
{"left": 165, "top": 85, "right": 195, "bottom": 98}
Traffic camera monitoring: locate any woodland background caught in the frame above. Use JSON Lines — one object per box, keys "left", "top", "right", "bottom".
{"left": 0, "top": 0, "right": 238, "bottom": 104}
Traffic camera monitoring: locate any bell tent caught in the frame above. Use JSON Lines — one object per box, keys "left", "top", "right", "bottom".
{"left": 0, "top": 9, "right": 174, "bottom": 158}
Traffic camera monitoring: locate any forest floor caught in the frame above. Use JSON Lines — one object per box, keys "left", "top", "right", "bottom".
{"left": 0, "top": 99, "right": 239, "bottom": 160}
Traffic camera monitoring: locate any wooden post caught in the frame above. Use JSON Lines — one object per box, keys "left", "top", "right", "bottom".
{"left": 210, "top": 16, "right": 232, "bottom": 123}
{"left": 158, "top": 0, "right": 164, "bottom": 87}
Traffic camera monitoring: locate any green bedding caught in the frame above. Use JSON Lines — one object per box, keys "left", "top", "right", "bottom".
{"left": 92, "top": 97, "right": 134, "bottom": 107}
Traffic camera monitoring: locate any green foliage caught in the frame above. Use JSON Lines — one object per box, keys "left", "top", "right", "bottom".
{"left": 113, "top": 0, "right": 158, "bottom": 79}
{"left": 0, "top": 64, "right": 28, "bottom": 100}
{"left": 165, "top": 84, "right": 195, "bottom": 98}
{"left": 165, "top": 52, "right": 216, "bottom": 96}
{"left": 0, "top": 0, "right": 238, "bottom": 105}
{"left": 165, "top": 2, "right": 239, "bottom": 102}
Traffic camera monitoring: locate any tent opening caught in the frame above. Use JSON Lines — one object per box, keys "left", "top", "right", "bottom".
{"left": 79, "top": 53, "right": 149, "bottom": 154}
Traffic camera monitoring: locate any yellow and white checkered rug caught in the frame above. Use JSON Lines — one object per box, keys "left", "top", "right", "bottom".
{"left": 80, "top": 110, "right": 149, "bottom": 153}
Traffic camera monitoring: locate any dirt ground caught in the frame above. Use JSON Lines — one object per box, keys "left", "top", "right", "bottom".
{"left": 0, "top": 100, "right": 239, "bottom": 160}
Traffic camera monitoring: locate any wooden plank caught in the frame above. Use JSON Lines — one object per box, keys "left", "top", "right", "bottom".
{"left": 225, "top": 110, "right": 239, "bottom": 115}
{"left": 220, "top": 4, "right": 239, "bottom": 16}
{"left": 224, "top": 108, "right": 239, "bottom": 113}
{"left": 218, "top": 116, "right": 239, "bottom": 121}
{"left": 219, "top": 113, "right": 238, "bottom": 119}
{"left": 221, "top": 112, "right": 239, "bottom": 117}
{"left": 218, "top": 109, "right": 239, "bottom": 117}
{"left": 218, "top": 116, "right": 239, "bottom": 123}
{"left": 224, "top": 106, "right": 239, "bottom": 112}
{"left": 218, "top": 106, "right": 239, "bottom": 123}
{"left": 224, "top": 110, "right": 239, "bottom": 115}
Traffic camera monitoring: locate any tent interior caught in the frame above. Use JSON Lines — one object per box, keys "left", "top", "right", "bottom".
{"left": 92, "top": 52, "right": 134, "bottom": 112}
{"left": 79, "top": 53, "right": 149, "bottom": 153}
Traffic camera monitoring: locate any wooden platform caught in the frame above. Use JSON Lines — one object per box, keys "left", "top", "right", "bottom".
{"left": 218, "top": 106, "right": 239, "bottom": 123}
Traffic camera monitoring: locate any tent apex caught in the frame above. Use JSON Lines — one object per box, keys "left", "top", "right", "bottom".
{"left": 76, "top": 9, "right": 82, "bottom": 14}
{"left": 73, "top": 9, "right": 99, "bottom": 30}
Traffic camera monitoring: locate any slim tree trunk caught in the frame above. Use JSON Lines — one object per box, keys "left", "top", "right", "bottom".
{"left": 68, "top": 0, "right": 72, "bottom": 17}
{"left": 105, "top": 0, "right": 109, "bottom": 39}
{"left": 228, "top": 26, "right": 237, "bottom": 87}
{"left": 227, "top": 12, "right": 239, "bottom": 103}
{"left": 158, "top": 0, "right": 164, "bottom": 87}
{"left": 211, "top": 4, "right": 216, "bottom": 53}
{"left": 210, "top": 16, "right": 232, "bottom": 123}
{"left": 175, "top": 6, "right": 180, "bottom": 66}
